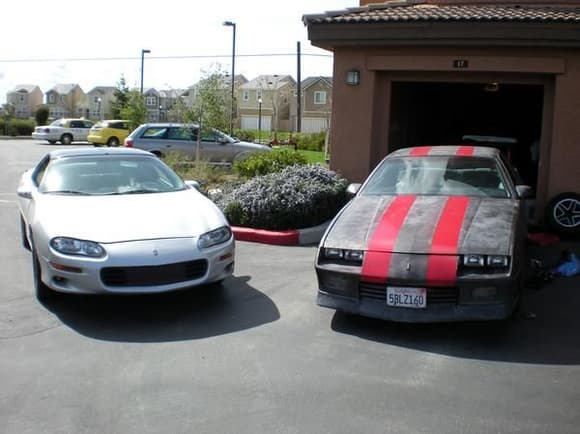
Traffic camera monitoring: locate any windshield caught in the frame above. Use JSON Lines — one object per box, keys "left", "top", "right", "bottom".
{"left": 361, "top": 156, "right": 509, "bottom": 198}
{"left": 39, "top": 155, "right": 186, "bottom": 195}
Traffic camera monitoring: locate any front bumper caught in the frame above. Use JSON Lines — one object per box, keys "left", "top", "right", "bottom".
{"left": 38, "top": 237, "right": 235, "bottom": 295}
{"left": 316, "top": 267, "right": 519, "bottom": 322}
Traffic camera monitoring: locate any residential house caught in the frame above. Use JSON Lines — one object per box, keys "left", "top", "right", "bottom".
{"left": 45, "top": 84, "right": 86, "bottom": 119}
{"left": 238, "top": 75, "right": 296, "bottom": 133}
{"left": 159, "top": 89, "right": 187, "bottom": 122}
{"left": 291, "top": 76, "right": 333, "bottom": 133}
{"left": 6, "top": 85, "right": 44, "bottom": 119}
{"left": 305, "top": 0, "right": 580, "bottom": 224}
{"left": 86, "top": 86, "right": 117, "bottom": 120}
{"left": 143, "top": 88, "right": 161, "bottom": 121}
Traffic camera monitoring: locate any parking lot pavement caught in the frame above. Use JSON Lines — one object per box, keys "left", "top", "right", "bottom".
{"left": 1, "top": 139, "right": 580, "bottom": 434}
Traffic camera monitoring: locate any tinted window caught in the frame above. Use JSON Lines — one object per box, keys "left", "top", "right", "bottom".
{"left": 142, "top": 127, "right": 168, "bottom": 139}
{"left": 168, "top": 127, "right": 196, "bottom": 140}
{"left": 39, "top": 155, "right": 185, "bottom": 195}
{"left": 361, "top": 156, "right": 509, "bottom": 198}
{"left": 110, "top": 122, "right": 128, "bottom": 130}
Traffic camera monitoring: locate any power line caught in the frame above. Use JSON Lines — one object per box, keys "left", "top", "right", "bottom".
{"left": 0, "top": 52, "right": 333, "bottom": 63}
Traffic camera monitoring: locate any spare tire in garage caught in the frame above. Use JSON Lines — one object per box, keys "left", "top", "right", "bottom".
{"left": 545, "top": 192, "right": 580, "bottom": 236}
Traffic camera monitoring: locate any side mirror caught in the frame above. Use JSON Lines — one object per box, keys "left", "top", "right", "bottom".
{"left": 515, "top": 185, "right": 533, "bottom": 199}
{"left": 184, "top": 180, "right": 201, "bottom": 190}
{"left": 17, "top": 187, "right": 32, "bottom": 199}
{"left": 346, "top": 183, "right": 361, "bottom": 198}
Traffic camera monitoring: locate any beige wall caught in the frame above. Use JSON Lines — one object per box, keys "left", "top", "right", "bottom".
{"left": 329, "top": 45, "right": 580, "bottom": 217}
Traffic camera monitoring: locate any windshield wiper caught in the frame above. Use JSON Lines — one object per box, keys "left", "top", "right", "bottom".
{"left": 44, "top": 190, "right": 89, "bottom": 195}
{"left": 105, "top": 189, "right": 160, "bottom": 195}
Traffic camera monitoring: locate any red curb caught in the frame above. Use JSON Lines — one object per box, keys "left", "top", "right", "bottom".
{"left": 232, "top": 226, "right": 300, "bottom": 245}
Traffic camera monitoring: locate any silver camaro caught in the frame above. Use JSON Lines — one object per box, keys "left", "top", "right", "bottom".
{"left": 17, "top": 147, "right": 235, "bottom": 301}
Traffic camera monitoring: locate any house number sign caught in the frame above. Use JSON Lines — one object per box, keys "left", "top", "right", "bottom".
{"left": 453, "top": 59, "right": 469, "bottom": 68}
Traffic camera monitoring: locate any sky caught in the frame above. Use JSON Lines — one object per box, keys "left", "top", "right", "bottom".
{"left": 0, "top": 0, "right": 360, "bottom": 104}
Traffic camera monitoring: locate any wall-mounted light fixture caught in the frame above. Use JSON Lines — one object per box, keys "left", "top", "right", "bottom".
{"left": 346, "top": 69, "right": 360, "bottom": 86}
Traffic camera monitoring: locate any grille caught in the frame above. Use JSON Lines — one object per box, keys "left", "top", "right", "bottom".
{"left": 101, "top": 259, "right": 208, "bottom": 287}
{"left": 359, "top": 283, "right": 458, "bottom": 305}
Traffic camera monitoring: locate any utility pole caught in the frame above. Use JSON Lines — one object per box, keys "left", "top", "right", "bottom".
{"left": 296, "top": 41, "right": 302, "bottom": 133}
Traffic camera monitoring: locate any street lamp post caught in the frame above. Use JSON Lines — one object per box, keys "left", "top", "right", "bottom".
{"left": 97, "top": 97, "right": 102, "bottom": 120}
{"left": 140, "top": 49, "right": 151, "bottom": 95}
{"left": 223, "top": 21, "right": 236, "bottom": 136}
{"left": 258, "top": 96, "right": 262, "bottom": 144}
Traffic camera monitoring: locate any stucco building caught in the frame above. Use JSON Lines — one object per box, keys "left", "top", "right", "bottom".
{"left": 304, "top": 0, "right": 580, "bottom": 225}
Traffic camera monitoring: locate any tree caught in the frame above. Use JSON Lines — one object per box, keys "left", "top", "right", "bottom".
{"left": 111, "top": 75, "right": 130, "bottom": 119}
{"left": 185, "top": 64, "right": 230, "bottom": 134}
{"left": 35, "top": 105, "right": 49, "bottom": 126}
{"left": 121, "top": 91, "right": 148, "bottom": 131}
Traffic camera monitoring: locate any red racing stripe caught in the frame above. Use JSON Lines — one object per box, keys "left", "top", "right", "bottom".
{"left": 409, "top": 147, "right": 432, "bottom": 156}
{"left": 361, "top": 195, "right": 416, "bottom": 283}
{"left": 456, "top": 146, "right": 475, "bottom": 156}
{"left": 426, "top": 196, "right": 470, "bottom": 286}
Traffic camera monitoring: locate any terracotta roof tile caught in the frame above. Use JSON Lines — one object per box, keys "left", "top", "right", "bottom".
{"left": 304, "top": 3, "right": 580, "bottom": 24}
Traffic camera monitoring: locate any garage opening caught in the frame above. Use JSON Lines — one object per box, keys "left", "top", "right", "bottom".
{"left": 388, "top": 81, "right": 544, "bottom": 191}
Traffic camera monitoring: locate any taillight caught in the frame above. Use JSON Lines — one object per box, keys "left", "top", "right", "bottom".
{"left": 124, "top": 139, "right": 133, "bottom": 148}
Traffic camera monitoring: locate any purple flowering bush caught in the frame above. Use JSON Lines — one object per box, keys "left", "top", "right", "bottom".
{"left": 212, "top": 164, "right": 348, "bottom": 230}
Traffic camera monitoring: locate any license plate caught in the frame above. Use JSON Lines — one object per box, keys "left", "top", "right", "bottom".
{"left": 386, "top": 286, "right": 427, "bottom": 309}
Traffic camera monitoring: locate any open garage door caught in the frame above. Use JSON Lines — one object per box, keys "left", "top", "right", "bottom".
{"left": 388, "top": 82, "right": 544, "bottom": 191}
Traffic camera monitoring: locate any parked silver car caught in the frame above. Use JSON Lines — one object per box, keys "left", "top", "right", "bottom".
{"left": 124, "top": 123, "right": 271, "bottom": 163}
{"left": 17, "top": 147, "right": 235, "bottom": 301}
{"left": 32, "top": 118, "right": 94, "bottom": 145}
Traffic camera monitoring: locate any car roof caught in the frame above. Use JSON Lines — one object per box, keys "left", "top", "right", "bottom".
{"left": 138, "top": 122, "right": 199, "bottom": 128}
{"left": 48, "top": 147, "right": 153, "bottom": 159}
{"left": 388, "top": 145, "right": 501, "bottom": 159}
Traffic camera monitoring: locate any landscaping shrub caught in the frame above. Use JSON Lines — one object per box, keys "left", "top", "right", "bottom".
{"left": 294, "top": 132, "right": 326, "bottom": 152}
{"left": 0, "top": 119, "right": 35, "bottom": 136}
{"left": 232, "top": 129, "right": 255, "bottom": 142}
{"left": 213, "top": 164, "right": 348, "bottom": 230}
{"left": 233, "top": 149, "right": 307, "bottom": 178}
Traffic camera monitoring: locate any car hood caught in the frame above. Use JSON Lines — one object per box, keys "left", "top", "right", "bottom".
{"left": 234, "top": 140, "right": 272, "bottom": 152}
{"left": 34, "top": 189, "right": 227, "bottom": 243}
{"left": 323, "top": 195, "right": 519, "bottom": 256}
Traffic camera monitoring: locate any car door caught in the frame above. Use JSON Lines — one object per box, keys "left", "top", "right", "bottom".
{"left": 200, "top": 130, "right": 230, "bottom": 163}
{"left": 166, "top": 126, "right": 197, "bottom": 157}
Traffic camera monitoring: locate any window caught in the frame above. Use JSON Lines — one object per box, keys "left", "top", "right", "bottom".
{"left": 93, "top": 96, "right": 101, "bottom": 103}
{"left": 314, "top": 91, "right": 327, "bottom": 105}
{"left": 19, "top": 95, "right": 25, "bottom": 102}
{"left": 257, "top": 90, "right": 263, "bottom": 101}
{"left": 48, "top": 94, "right": 55, "bottom": 104}
{"left": 146, "top": 96, "right": 156, "bottom": 106}
{"left": 242, "top": 90, "right": 249, "bottom": 102}
{"left": 142, "top": 127, "right": 168, "bottom": 139}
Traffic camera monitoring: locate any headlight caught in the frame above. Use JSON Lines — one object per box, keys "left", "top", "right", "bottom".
{"left": 198, "top": 226, "right": 232, "bottom": 249}
{"left": 322, "top": 248, "right": 364, "bottom": 264}
{"left": 463, "top": 254, "right": 485, "bottom": 267}
{"left": 50, "top": 237, "right": 106, "bottom": 257}
{"left": 487, "top": 255, "right": 509, "bottom": 267}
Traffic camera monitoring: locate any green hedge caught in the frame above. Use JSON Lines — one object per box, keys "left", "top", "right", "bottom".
{"left": 0, "top": 119, "right": 35, "bottom": 136}
{"left": 233, "top": 149, "right": 307, "bottom": 178}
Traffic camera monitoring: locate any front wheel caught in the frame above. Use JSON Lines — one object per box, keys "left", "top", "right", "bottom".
{"left": 60, "top": 134, "right": 73, "bottom": 145}
{"left": 546, "top": 192, "right": 580, "bottom": 237}
{"left": 32, "top": 249, "right": 53, "bottom": 302}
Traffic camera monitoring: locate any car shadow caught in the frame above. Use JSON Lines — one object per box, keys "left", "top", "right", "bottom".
{"left": 42, "top": 275, "right": 280, "bottom": 343}
{"left": 330, "top": 275, "right": 580, "bottom": 365}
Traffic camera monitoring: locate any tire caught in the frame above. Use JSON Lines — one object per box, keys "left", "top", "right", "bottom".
{"left": 32, "top": 248, "right": 53, "bottom": 302}
{"left": 60, "top": 134, "right": 73, "bottom": 145}
{"left": 48, "top": 140, "right": 57, "bottom": 145}
{"left": 151, "top": 151, "right": 164, "bottom": 158}
{"left": 545, "top": 192, "right": 580, "bottom": 236}
{"left": 107, "top": 137, "right": 120, "bottom": 147}
{"left": 20, "top": 216, "right": 31, "bottom": 251}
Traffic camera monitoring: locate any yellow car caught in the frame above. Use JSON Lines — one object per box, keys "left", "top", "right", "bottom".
{"left": 87, "top": 120, "right": 130, "bottom": 147}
